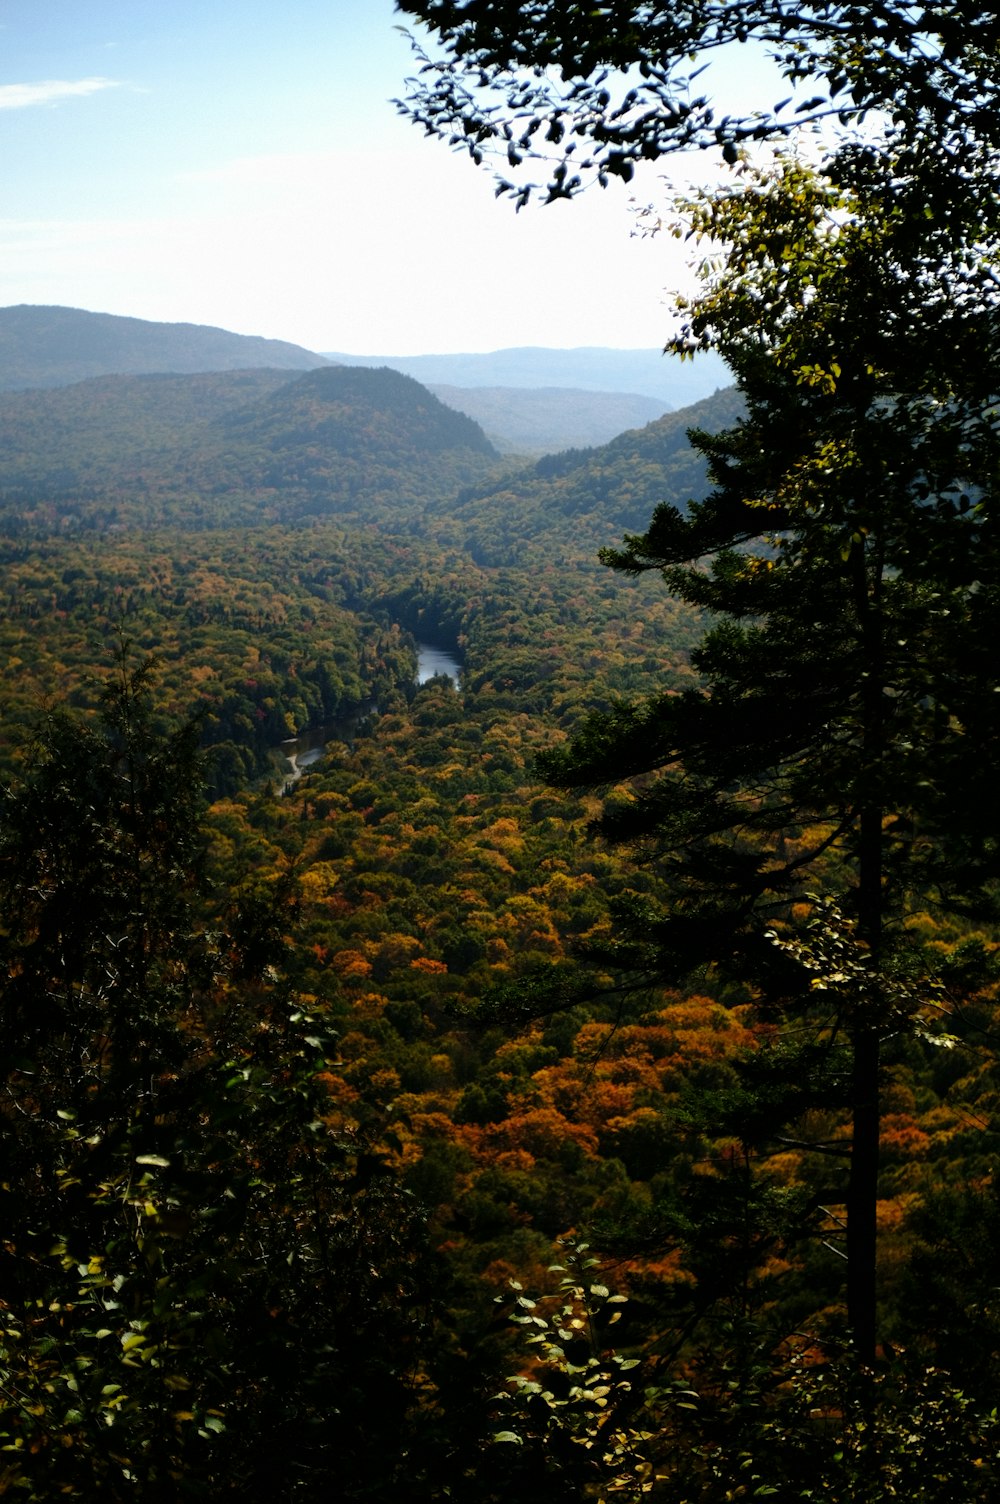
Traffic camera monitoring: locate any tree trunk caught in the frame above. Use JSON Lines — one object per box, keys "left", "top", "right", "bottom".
{"left": 847, "top": 1023, "right": 880, "bottom": 1360}
{"left": 849, "top": 540, "right": 884, "bottom": 1362}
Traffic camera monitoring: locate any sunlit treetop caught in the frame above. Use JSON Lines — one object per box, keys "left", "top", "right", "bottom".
{"left": 394, "top": 1, "right": 1000, "bottom": 203}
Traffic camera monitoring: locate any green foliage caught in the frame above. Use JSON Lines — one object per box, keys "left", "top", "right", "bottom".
{"left": 2, "top": 282, "right": 1000, "bottom": 1489}
{"left": 539, "top": 139, "right": 1000, "bottom": 1336}
{"left": 435, "top": 388, "right": 742, "bottom": 566}
{"left": 0, "top": 527, "right": 423, "bottom": 795}
{"left": 484, "top": 1245, "right": 651, "bottom": 1503}
{"left": 490, "top": 1251, "right": 1000, "bottom": 1503}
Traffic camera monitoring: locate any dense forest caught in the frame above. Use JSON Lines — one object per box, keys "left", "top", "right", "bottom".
{"left": 4, "top": 348, "right": 1000, "bottom": 1497}
{"left": 0, "top": 349, "right": 749, "bottom": 1498}
{"left": 6, "top": 3, "right": 1000, "bottom": 1496}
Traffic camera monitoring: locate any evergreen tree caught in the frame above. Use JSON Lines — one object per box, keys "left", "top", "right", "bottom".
{"left": 539, "top": 146, "right": 1000, "bottom": 1358}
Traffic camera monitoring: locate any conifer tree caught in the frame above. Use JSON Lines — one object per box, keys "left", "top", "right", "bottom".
{"left": 539, "top": 143, "right": 1000, "bottom": 1357}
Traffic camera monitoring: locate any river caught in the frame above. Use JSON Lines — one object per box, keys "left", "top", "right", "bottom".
{"left": 415, "top": 641, "right": 462, "bottom": 687}
{"left": 280, "top": 639, "right": 462, "bottom": 788}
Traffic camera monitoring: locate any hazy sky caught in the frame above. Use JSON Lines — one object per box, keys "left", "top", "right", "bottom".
{"left": 0, "top": 0, "right": 776, "bottom": 356}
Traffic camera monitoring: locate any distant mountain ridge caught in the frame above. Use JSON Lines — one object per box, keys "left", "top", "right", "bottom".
{"left": 0, "top": 307, "right": 729, "bottom": 455}
{"left": 325, "top": 345, "right": 731, "bottom": 407}
{"left": 0, "top": 356, "right": 744, "bottom": 553}
{"left": 0, "top": 305, "right": 329, "bottom": 391}
{"left": 217, "top": 365, "right": 497, "bottom": 462}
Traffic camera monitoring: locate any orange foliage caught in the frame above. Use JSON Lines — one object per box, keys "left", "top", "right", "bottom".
{"left": 330, "top": 948, "right": 373, "bottom": 978}
{"left": 880, "top": 1114, "right": 932, "bottom": 1158}
{"left": 315, "top": 1071, "right": 359, "bottom": 1107}
{"left": 480, "top": 1105, "right": 600, "bottom": 1160}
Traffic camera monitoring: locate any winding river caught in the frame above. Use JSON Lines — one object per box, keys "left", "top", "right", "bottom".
{"left": 280, "top": 639, "right": 462, "bottom": 789}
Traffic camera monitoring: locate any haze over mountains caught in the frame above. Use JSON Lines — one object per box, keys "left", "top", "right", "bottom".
{"left": 328, "top": 345, "right": 732, "bottom": 454}
{"left": 325, "top": 345, "right": 730, "bottom": 405}
{"left": 0, "top": 307, "right": 729, "bottom": 457}
{"left": 0, "top": 303, "right": 744, "bottom": 551}
{"left": 420, "top": 384, "right": 673, "bottom": 455}
{"left": 0, "top": 364, "right": 504, "bottom": 532}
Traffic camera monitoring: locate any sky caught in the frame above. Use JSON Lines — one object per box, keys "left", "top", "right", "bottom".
{"left": 0, "top": 0, "right": 778, "bottom": 357}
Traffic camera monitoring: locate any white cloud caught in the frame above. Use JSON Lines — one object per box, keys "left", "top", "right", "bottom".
{"left": 0, "top": 77, "right": 120, "bottom": 111}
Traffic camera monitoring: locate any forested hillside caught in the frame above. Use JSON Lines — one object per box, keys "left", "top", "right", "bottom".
{"left": 0, "top": 364, "right": 506, "bottom": 531}
{"left": 431, "top": 386, "right": 745, "bottom": 563}
{"left": 0, "top": 363, "right": 731, "bottom": 1497}
{"left": 3, "top": 321, "right": 1000, "bottom": 1498}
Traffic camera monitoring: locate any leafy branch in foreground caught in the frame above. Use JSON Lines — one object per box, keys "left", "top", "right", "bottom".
{"left": 0, "top": 645, "right": 439, "bottom": 1501}
{"left": 396, "top": 1, "right": 1000, "bottom": 204}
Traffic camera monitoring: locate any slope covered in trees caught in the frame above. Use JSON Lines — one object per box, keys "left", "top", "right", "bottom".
{"left": 6, "top": 555, "right": 998, "bottom": 1496}
{"left": 388, "top": 1, "right": 1000, "bottom": 1486}
{"left": 0, "top": 363, "right": 744, "bottom": 548}
{"left": 2, "top": 357, "right": 999, "bottom": 1495}
{"left": 430, "top": 386, "right": 744, "bottom": 563}
{"left": 0, "top": 365, "right": 505, "bottom": 532}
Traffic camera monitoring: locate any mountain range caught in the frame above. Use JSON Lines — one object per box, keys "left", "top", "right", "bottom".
{"left": 0, "top": 307, "right": 728, "bottom": 455}
{"left": 433, "top": 385, "right": 745, "bottom": 565}
{"left": 423, "top": 384, "right": 672, "bottom": 455}
{"left": 0, "top": 304, "right": 745, "bottom": 552}
{"left": 324, "top": 345, "right": 730, "bottom": 406}
{"left": 0, "top": 305, "right": 325, "bottom": 390}
{"left": 0, "top": 369, "right": 740, "bottom": 564}
{"left": 0, "top": 364, "right": 504, "bottom": 532}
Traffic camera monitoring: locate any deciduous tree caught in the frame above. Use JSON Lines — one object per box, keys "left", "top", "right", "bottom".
{"left": 0, "top": 646, "right": 444, "bottom": 1500}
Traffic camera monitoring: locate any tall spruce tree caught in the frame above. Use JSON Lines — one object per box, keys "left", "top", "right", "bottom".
{"left": 538, "top": 144, "right": 1000, "bottom": 1358}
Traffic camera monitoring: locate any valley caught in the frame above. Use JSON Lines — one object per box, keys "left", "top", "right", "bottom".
{"left": 2, "top": 304, "right": 998, "bottom": 1501}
